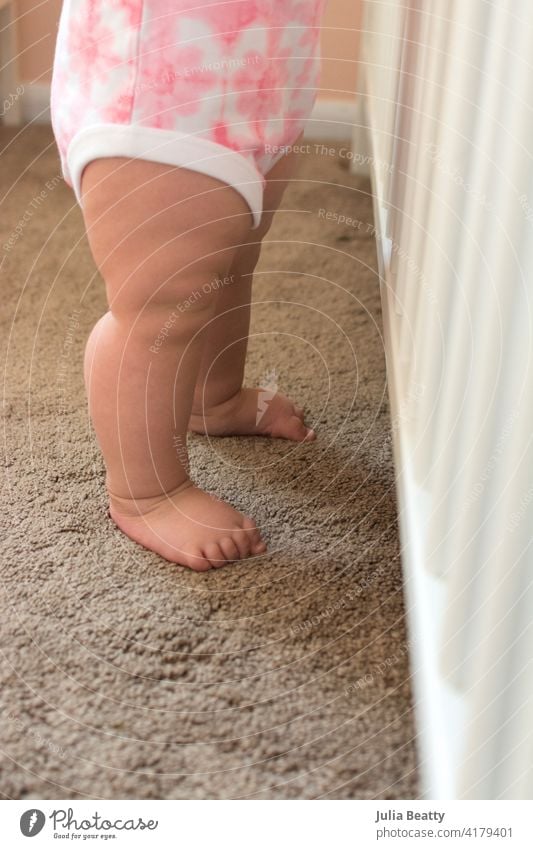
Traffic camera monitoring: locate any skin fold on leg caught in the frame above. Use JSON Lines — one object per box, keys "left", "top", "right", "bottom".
{"left": 81, "top": 158, "right": 267, "bottom": 570}
{"left": 189, "top": 144, "right": 316, "bottom": 443}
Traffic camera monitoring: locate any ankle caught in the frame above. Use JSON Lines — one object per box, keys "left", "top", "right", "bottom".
{"left": 192, "top": 385, "right": 245, "bottom": 417}
{"left": 107, "top": 478, "right": 194, "bottom": 518}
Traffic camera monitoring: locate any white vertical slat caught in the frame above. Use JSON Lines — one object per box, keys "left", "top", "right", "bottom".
{"left": 407, "top": 0, "right": 506, "bottom": 493}
{"left": 389, "top": 0, "right": 457, "bottom": 406}
{"left": 458, "top": 210, "right": 533, "bottom": 798}
{"left": 436, "top": 0, "right": 533, "bottom": 687}
{"left": 361, "top": 0, "right": 406, "bottom": 215}
{"left": 396, "top": 1, "right": 454, "bottom": 365}
{"left": 379, "top": 0, "right": 408, "bottom": 209}
{"left": 385, "top": 0, "right": 423, "bottom": 251}
{"left": 423, "top": 0, "right": 521, "bottom": 585}
{"left": 359, "top": 0, "right": 533, "bottom": 799}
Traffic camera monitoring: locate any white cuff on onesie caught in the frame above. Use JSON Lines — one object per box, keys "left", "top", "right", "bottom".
{"left": 66, "top": 124, "right": 266, "bottom": 229}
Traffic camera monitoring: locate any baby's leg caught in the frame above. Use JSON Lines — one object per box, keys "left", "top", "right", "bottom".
{"left": 82, "top": 158, "right": 266, "bottom": 570}
{"left": 189, "top": 149, "right": 315, "bottom": 442}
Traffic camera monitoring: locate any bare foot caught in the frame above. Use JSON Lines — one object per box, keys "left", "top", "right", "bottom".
{"left": 108, "top": 480, "right": 266, "bottom": 571}
{"left": 189, "top": 387, "right": 316, "bottom": 441}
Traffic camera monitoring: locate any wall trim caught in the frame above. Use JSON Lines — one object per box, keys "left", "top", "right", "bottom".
{"left": 305, "top": 96, "right": 359, "bottom": 141}
{"left": 20, "top": 81, "right": 51, "bottom": 123}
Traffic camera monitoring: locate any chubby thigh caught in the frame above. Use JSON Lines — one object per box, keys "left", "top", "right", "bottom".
{"left": 80, "top": 157, "right": 253, "bottom": 319}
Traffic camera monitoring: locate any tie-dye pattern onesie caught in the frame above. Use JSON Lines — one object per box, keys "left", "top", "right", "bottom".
{"left": 51, "top": 0, "right": 327, "bottom": 227}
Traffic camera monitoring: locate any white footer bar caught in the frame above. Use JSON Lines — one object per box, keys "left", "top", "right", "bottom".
{"left": 3, "top": 800, "right": 530, "bottom": 848}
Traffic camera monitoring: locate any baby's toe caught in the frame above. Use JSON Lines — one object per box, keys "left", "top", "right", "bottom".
{"left": 204, "top": 542, "right": 227, "bottom": 568}
{"left": 242, "top": 518, "right": 266, "bottom": 555}
{"left": 231, "top": 526, "right": 253, "bottom": 559}
{"left": 184, "top": 546, "right": 211, "bottom": 572}
{"left": 242, "top": 516, "right": 262, "bottom": 543}
{"left": 251, "top": 539, "right": 268, "bottom": 555}
{"left": 286, "top": 414, "right": 314, "bottom": 442}
{"left": 218, "top": 536, "right": 241, "bottom": 563}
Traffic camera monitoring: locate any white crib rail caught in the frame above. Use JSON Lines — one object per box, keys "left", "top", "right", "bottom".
{"left": 359, "top": 0, "right": 533, "bottom": 799}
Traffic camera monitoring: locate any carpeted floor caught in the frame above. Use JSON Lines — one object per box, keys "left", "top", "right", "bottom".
{"left": 0, "top": 125, "right": 418, "bottom": 799}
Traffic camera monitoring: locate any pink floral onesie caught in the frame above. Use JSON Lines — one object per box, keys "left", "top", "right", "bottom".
{"left": 51, "top": 0, "right": 327, "bottom": 227}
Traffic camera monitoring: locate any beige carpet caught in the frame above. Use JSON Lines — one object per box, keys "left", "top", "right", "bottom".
{"left": 0, "top": 125, "right": 419, "bottom": 799}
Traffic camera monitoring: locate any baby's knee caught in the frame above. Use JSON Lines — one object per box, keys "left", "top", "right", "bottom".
{"left": 109, "top": 279, "right": 219, "bottom": 339}
{"left": 108, "top": 261, "right": 231, "bottom": 329}
{"left": 96, "top": 216, "right": 250, "bottom": 321}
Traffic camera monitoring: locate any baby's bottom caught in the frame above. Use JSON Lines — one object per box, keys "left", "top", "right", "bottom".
{"left": 82, "top": 152, "right": 315, "bottom": 570}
